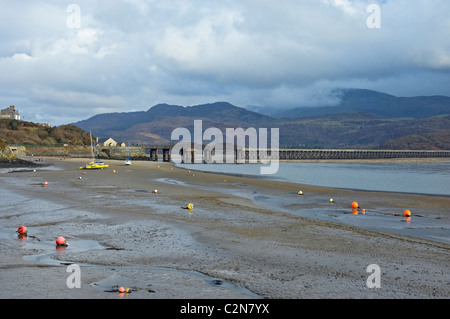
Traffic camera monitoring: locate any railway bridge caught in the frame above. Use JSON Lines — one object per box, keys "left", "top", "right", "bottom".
{"left": 142, "top": 146, "right": 450, "bottom": 162}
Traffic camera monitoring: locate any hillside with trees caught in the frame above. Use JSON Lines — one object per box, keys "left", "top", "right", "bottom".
{"left": 0, "top": 120, "right": 92, "bottom": 146}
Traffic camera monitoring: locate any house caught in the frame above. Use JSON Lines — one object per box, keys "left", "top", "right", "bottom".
{"left": 97, "top": 137, "right": 117, "bottom": 147}
{"left": 0, "top": 105, "right": 21, "bottom": 121}
{"left": 96, "top": 138, "right": 127, "bottom": 147}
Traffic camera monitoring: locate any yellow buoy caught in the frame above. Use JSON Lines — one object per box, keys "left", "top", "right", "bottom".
{"left": 298, "top": 191, "right": 303, "bottom": 195}
{"left": 187, "top": 203, "right": 194, "bottom": 211}
{"left": 329, "top": 198, "right": 334, "bottom": 203}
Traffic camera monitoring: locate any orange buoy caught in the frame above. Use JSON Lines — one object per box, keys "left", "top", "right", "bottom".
{"left": 56, "top": 236, "right": 67, "bottom": 247}
{"left": 351, "top": 202, "right": 359, "bottom": 209}
{"left": 17, "top": 226, "right": 28, "bottom": 235}
{"left": 404, "top": 210, "right": 411, "bottom": 217}
{"left": 118, "top": 287, "right": 125, "bottom": 293}
{"left": 44, "top": 182, "right": 48, "bottom": 186}
{"left": 152, "top": 189, "right": 159, "bottom": 194}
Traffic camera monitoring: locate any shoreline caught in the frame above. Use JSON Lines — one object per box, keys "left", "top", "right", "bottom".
{"left": 175, "top": 163, "right": 450, "bottom": 199}
{"left": 0, "top": 158, "right": 48, "bottom": 168}
{"left": 0, "top": 157, "right": 449, "bottom": 299}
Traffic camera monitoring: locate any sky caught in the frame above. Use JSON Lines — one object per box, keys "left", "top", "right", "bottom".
{"left": 0, "top": 0, "right": 449, "bottom": 125}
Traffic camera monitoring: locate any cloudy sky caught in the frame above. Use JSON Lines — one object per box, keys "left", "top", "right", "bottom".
{"left": 0, "top": 0, "right": 449, "bottom": 125}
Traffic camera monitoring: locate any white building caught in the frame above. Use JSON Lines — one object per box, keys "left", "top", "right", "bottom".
{"left": 0, "top": 105, "right": 21, "bottom": 120}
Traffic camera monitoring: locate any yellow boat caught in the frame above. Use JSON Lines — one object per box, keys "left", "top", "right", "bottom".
{"left": 80, "top": 160, "right": 109, "bottom": 170}
{"left": 79, "top": 132, "right": 109, "bottom": 170}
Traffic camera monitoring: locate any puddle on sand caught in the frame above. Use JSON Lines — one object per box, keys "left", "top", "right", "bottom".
{"left": 22, "top": 239, "right": 105, "bottom": 266}
{"left": 134, "top": 189, "right": 149, "bottom": 193}
{"left": 90, "top": 266, "right": 261, "bottom": 299}
{"left": 1, "top": 226, "right": 260, "bottom": 298}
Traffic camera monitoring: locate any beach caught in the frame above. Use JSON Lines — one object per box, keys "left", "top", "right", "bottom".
{"left": 0, "top": 158, "right": 449, "bottom": 299}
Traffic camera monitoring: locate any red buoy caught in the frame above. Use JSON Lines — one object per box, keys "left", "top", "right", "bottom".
{"left": 56, "top": 236, "right": 67, "bottom": 246}
{"left": 17, "top": 226, "right": 28, "bottom": 235}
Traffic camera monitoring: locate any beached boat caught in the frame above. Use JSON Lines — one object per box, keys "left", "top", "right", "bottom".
{"left": 124, "top": 157, "right": 132, "bottom": 166}
{"left": 80, "top": 132, "right": 109, "bottom": 170}
{"left": 80, "top": 160, "right": 109, "bottom": 170}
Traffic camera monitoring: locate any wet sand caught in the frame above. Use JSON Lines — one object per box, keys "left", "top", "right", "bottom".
{"left": 0, "top": 158, "right": 449, "bottom": 299}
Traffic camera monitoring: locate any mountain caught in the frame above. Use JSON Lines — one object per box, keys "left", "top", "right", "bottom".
{"left": 271, "top": 89, "right": 450, "bottom": 119}
{"left": 379, "top": 130, "right": 450, "bottom": 150}
{"left": 73, "top": 102, "right": 273, "bottom": 145}
{"left": 72, "top": 89, "right": 450, "bottom": 149}
{"left": 277, "top": 113, "right": 450, "bottom": 149}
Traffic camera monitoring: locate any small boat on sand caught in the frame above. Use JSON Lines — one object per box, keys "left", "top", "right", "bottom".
{"left": 80, "top": 132, "right": 109, "bottom": 170}
{"left": 80, "top": 160, "right": 109, "bottom": 170}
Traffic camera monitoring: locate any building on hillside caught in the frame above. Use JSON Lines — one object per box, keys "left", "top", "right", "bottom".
{"left": 96, "top": 137, "right": 127, "bottom": 147}
{"left": 97, "top": 137, "right": 117, "bottom": 147}
{"left": 0, "top": 105, "right": 21, "bottom": 121}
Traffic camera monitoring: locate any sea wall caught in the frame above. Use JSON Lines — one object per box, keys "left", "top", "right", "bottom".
{"left": 22, "top": 146, "right": 91, "bottom": 158}
{"left": 8, "top": 145, "right": 148, "bottom": 160}
{"left": 95, "top": 146, "right": 148, "bottom": 160}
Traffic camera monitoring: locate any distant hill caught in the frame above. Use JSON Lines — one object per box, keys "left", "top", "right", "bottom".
{"left": 73, "top": 102, "right": 273, "bottom": 145}
{"left": 72, "top": 89, "right": 450, "bottom": 150}
{"left": 0, "top": 119, "right": 92, "bottom": 146}
{"left": 278, "top": 113, "right": 450, "bottom": 149}
{"left": 379, "top": 130, "right": 450, "bottom": 150}
{"left": 270, "top": 89, "right": 450, "bottom": 119}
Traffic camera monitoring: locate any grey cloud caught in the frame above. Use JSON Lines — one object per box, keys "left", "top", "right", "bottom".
{"left": 0, "top": 0, "right": 449, "bottom": 125}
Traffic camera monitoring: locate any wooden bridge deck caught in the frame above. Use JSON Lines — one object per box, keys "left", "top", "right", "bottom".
{"left": 269, "top": 149, "right": 450, "bottom": 160}
{"left": 143, "top": 146, "right": 450, "bottom": 161}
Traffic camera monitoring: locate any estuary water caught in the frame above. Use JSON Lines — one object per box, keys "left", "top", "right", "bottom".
{"left": 176, "top": 160, "right": 450, "bottom": 243}
{"left": 177, "top": 161, "right": 450, "bottom": 196}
